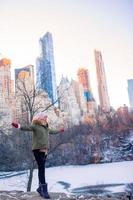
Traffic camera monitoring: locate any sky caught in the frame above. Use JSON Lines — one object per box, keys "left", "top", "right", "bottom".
{"left": 0, "top": 0, "right": 133, "bottom": 109}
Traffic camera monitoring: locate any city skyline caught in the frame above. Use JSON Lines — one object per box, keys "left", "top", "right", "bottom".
{"left": 0, "top": 0, "right": 133, "bottom": 109}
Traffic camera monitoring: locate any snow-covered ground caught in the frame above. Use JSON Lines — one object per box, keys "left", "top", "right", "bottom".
{"left": 0, "top": 161, "right": 133, "bottom": 195}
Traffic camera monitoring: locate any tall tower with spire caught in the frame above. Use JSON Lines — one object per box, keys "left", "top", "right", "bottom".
{"left": 94, "top": 50, "right": 110, "bottom": 111}
{"left": 36, "top": 32, "right": 57, "bottom": 104}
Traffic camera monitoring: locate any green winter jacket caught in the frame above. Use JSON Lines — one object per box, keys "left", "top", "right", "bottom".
{"left": 20, "top": 124, "right": 58, "bottom": 150}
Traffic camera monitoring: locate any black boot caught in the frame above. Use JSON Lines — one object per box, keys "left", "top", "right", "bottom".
{"left": 42, "top": 183, "right": 50, "bottom": 199}
{"left": 37, "top": 183, "right": 50, "bottom": 199}
{"left": 36, "top": 184, "right": 43, "bottom": 197}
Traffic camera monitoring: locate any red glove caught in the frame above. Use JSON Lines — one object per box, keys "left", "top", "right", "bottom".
{"left": 59, "top": 128, "right": 64, "bottom": 133}
{"left": 11, "top": 122, "right": 19, "bottom": 128}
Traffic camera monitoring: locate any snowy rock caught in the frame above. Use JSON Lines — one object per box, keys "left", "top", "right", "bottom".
{"left": 0, "top": 191, "right": 130, "bottom": 200}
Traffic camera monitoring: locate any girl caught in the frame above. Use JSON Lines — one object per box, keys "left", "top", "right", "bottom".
{"left": 12, "top": 113, "right": 64, "bottom": 199}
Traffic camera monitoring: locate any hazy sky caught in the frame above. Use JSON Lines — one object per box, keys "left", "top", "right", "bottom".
{"left": 0, "top": 0, "right": 133, "bottom": 109}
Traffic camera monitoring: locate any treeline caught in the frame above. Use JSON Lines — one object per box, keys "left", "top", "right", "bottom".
{"left": 0, "top": 108, "right": 133, "bottom": 171}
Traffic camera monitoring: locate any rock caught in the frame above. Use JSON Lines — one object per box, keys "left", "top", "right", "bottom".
{"left": 0, "top": 191, "right": 131, "bottom": 200}
{"left": 0, "top": 191, "right": 69, "bottom": 200}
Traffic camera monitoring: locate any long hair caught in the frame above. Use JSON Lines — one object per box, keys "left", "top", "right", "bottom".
{"left": 32, "top": 113, "right": 48, "bottom": 125}
{"left": 32, "top": 119, "right": 43, "bottom": 125}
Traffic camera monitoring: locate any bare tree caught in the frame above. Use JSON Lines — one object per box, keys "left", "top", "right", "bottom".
{"left": 15, "top": 77, "right": 68, "bottom": 191}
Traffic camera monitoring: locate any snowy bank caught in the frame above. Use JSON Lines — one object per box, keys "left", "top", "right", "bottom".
{"left": 0, "top": 191, "right": 130, "bottom": 200}
{"left": 0, "top": 161, "right": 133, "bottom": 196}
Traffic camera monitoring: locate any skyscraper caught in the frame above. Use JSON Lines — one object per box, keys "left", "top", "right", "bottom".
{"left": 0, "top": 58, "right": 15, "bottom": 124}
{"left": 94, "top": 50, "right": 110, "bottom": 111}
{"left": 58, "top": 76, "right": 81, "bottom": 126}
{"left": 77, "top": 67, "right": 94, "bottom": 102}
{"left": 127, "top": 79, "right": 133, "bottom": 109}
{"left": 36, "top": 32, "right": 57, "bottom": 104}
{"left": 77, "top": 67, "right": 96, "bottom": 114}
{"left": 15, "top": 65, "right": 34, "bottom": 122}
{"left": 15, "top": 65, "right": 34, "bottom": 87}
{"left": 0, "top": 58, "right": 13, "bottom": 101}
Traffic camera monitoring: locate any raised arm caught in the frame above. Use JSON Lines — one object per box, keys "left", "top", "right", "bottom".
{"left": 20, "top": 126, "right": 33, "bottom": 131}
{"left": 11, "top": 122, "right": 34, "bottom": 132}
{"left": 49, "top": 127, "right": 64, "bottom": 134}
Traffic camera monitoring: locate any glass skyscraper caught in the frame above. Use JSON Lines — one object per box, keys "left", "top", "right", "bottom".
{"left": 128, "top": 79, "right": 133, "bottom": 109}
{"left": 36, "top": 32, "right": 57, "bottom": 104}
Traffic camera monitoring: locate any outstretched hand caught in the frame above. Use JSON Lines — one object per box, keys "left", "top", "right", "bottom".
{"left": 59, "top": 128, "right": 65, "bottom": 133}
{"left": 11, "top": 122, "right": 19, "bottom": 128}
